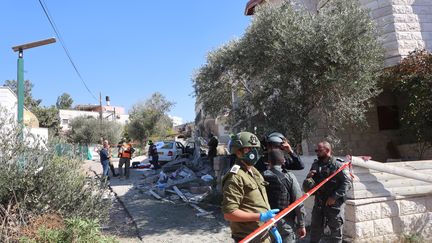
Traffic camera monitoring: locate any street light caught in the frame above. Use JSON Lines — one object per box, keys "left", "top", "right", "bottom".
{"left": 11, "top": 37, "right": 56, "bottom": 124}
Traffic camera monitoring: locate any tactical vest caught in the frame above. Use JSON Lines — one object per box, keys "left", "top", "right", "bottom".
{"left": 263, "top": 168, "right": 295, "bottom": 220}
{"left": 312, "top": 158, "right": 343, "bottom": 200}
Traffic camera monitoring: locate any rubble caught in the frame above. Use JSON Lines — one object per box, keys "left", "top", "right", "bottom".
{"left": 137, "top": 150, "right": 220, "bottom": 217}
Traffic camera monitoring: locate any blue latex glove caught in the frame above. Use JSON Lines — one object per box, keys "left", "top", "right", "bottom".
{"left": 259, "top": 209, "right": 280, "bottom": 222}
{"left": 270, "top": 226, "right": 282, "bottom": 243}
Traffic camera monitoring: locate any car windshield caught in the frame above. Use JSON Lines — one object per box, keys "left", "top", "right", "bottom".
{"left": 161, "top": 142, "right": 174, "bottom": 149}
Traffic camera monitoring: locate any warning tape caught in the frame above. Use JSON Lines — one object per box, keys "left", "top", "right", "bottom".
{"left": 239, "top": 161, "right": 352, "bottom": 243}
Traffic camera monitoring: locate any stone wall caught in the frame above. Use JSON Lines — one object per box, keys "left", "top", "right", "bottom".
{"left": 360, "top": 0, "right": 432, "bottom": 66}
{"left": 344, "top": 195, "right": 432, "bottom": 242}
{"left": 305, "top": 92, "right": 403, "bottom": 162}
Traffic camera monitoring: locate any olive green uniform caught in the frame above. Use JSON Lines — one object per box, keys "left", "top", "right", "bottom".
{"left": 308, "top": 157, "right": 352, "bottom": 243}
{"left": 222, "top": 163, "right": 272, "bottom": 243}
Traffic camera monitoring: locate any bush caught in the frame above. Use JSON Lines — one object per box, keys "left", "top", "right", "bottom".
{"left": 0, "top": 109, "right": 110, "bottom": 242}
{"left": 20, "top": 216, "right": 117, "bottom": 243}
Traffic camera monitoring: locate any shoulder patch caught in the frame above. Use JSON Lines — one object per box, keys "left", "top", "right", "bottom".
{"left": 230, "top": 165, "right": 241, "bottom": 174}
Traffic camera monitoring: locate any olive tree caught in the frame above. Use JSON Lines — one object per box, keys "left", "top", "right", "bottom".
{"left": 68, "top": 116, "right": 122, "bottom": 145}
{"left": 194, "top": 0, "right": 383, "bottom": 144}
{"left": 128, "top": 92, "right": 174, "bottom": 146}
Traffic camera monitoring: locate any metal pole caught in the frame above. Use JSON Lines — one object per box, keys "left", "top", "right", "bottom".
{"left": 17, "top": 50, "right": 24, "bottom": 124}
{"left": 99, "top": 92, "right": 103, "bottom": 121}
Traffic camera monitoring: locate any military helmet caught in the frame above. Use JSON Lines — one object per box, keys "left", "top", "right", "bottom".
{"left": 302, "top": 178, "right": 316, "bottom": 193}
{"left": 267, "top": 132, "right": 286, "bottom": 144}
{"left": 148, "top": 140, "right": 153, "bottom": 145}
{"left": 230, "top": 132, "right": 261, "bottom": 154}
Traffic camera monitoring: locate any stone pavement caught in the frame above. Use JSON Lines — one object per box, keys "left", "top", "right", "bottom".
{"left": 85, "top": 158, "right": 232, "bottom": 243}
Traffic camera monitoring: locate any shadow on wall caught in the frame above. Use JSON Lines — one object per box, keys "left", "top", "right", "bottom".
{"left": 415, "top": 0, "right": 432, "bottom": 51}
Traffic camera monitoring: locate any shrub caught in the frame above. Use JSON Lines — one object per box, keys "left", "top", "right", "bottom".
{"left": 0, "top": 109, "right": 110, "bottom": 242}
{"left": 20, "top": 216, "right": 117, "bottom": 243}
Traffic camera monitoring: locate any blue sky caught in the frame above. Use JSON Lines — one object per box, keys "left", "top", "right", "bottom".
{"left": 0, "top": 1, "right": 251, "bottom": 122}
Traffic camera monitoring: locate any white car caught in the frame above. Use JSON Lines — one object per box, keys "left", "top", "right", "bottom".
{"left": 156, "top": 141, "right": 184, "bottom": 162}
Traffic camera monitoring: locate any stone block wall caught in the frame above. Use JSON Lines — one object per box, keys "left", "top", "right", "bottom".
{"left": 344, "top": 195, "right": 432, "bottom": 242}
{"left": 360, "top": 0, "right": 432, "bottom": 66}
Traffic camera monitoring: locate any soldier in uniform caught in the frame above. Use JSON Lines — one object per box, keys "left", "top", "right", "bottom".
{"left": 263, "top": 149, "right": 306, "bottom": 243}
{"left": 222, "top": 131, "right": 282, "bottom": 243}
{"left": 255, "top": 132, "right": 304, "bottom": 173}
{"left": 303, "top": 141, "right": 352, "bottom": 243}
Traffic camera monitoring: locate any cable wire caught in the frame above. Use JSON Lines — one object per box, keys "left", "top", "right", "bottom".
{"left": 37, "top": 0, "right": 98, "bottom": 101}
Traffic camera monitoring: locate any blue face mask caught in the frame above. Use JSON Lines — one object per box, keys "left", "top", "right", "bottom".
{"left": 241, "top": 148, "right": 260, "bottom": 166}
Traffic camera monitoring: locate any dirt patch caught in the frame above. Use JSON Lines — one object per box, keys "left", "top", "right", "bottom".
{"left": 102, "top": 197, "right": 140, "bottom": 242}
{"left": 20, "top": 213, "right": 65, "bottom": 239}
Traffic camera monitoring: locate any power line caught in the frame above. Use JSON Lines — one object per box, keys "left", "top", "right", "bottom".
{"left": 37, "top": 0, "right": 98, "bottom": 101}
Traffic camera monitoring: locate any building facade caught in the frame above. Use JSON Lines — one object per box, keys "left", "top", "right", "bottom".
{"left": 244, "top": 0, "right": 432, "bottom": 161}
{"left": 0, "top": 86, "right": 48, "bottom": 143}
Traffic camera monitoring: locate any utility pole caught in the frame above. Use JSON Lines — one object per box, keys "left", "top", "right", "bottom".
{"left": 99, "top": 92, "right": 103, "bottom": 121}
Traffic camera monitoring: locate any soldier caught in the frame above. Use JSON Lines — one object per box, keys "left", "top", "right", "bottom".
{"left": 222, "top": 131, "right": 282, "bottom": 243}
{"left": 263, "top": 149, "right": 306, "bottom": 243}
{"left": 303, "top": 141, "right": 352, "bottom": 243}
{"left": 255, "top": 132, "right": 304, "bottom": 173}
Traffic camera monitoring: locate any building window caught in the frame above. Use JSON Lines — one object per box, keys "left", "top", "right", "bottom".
{"left": 62, "top": 119, "right": 69, "bottom": 125}
{"left": 377, "top": 106, "right": 399, "bottom": 130}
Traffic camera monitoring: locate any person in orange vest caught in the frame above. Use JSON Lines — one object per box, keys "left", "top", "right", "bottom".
{"left": 118, "top": 141, "right": 134, "bottom": 179}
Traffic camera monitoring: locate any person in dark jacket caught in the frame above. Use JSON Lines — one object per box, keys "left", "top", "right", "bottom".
{"left": 207, "top": 133, "right": 219, "bottom": 166}
{"left": 255, "top": 132, "right": 304, "bottom": 173}
{"left": 148, "top": 140, "right": 160, "bottom": 170}
{"left": 99, "top": 140, "right": 111, "bottom": 179}
{"left": 263, "top": 149, "right": 306, "bottom": 243}
{"left": 303, "top": 141, "right": 352, "bottom": 243}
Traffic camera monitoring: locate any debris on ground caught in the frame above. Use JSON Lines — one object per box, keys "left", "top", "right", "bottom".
{"left": 135, "top": 153, "right": 220, "bottom": 217}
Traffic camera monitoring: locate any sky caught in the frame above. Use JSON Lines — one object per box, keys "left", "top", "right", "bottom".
{"left": 0, "top": 0, "right": 251, "bottom": 123}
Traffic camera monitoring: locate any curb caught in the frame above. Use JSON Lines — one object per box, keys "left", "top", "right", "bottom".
{"left": 90, "top": 169, "right": 143, "bottom": 242}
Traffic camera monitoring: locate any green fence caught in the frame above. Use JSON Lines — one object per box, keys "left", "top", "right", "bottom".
{"left": 55, "top": 144, "right": 92, "bottom": 161}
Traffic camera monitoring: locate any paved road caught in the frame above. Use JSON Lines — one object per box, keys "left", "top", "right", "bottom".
{"left": 85, "top": 158, "right": 231, "bottom": 243}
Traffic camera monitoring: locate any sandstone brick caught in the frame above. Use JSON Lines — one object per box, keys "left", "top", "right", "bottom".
{"left": 353, "top": 220, "right": 375, "bottom": 238}
{"left": 395, "top": 23, "right": 421, "bottom": 32}
{"left": 391, "top": 0, "right": 415, "bottom": 4}
{"left": 345, "top": 204, "right": 356, "bottom": 222}
{"left": 381, "top": 234, "right": 401, "bottom": 243}
{"left": 393, "top": 13, "right": 419, "bottom": 23}
{"left": 352, "top": 236, "right": 384, "bottom": 243}
{"left": 355, "top": 203, "right": 381, "bottom": 222}
{"left": 381, "top": 201, "right": 400, "bottom": 217}
{"left": 392, "top": 5, "right": 413, "bottom": 14}
{"left": 397, "top": 213, "right": 432, "bottom": 233}
{"left": 344, "top": 220, "right": 356, "bottom": 238}
{"left": 400, "top": 198, "right": 427, "bottom": 215}
{"left": 374, "top": 218, "right": 394, "bottom": 236}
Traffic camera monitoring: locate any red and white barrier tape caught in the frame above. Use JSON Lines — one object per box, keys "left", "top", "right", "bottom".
{"left": 239, "top": 161, "right": 352, "bottom": 243}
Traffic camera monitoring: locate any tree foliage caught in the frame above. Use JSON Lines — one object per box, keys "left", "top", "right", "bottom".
{"left": 128, "top": 92, "right": 174, "bottom": 144}
{"left": 382, "top": 50, "right": 432, "bottom": 158}
{"left": 32, "top": 106, "right": 61, "bottom": 136}
{"left": 193, "top": 0, "right": 383, "bottom": 143}
{"left": 56, "top": 93, "right": 74, "bottom": 109}
{"left": 3, "top": 79, "right": 42, "bottom": 110}
{"left": 67, "top": 117, "right": 122, "bottom": 145}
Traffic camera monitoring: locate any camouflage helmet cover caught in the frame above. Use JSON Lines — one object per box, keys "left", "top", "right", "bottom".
{"left": 230, "top": 132, "right": 261, "bottom": 154}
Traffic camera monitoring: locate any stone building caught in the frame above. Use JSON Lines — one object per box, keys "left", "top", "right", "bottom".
{"left": 245, "top": 0, "right": 432, "bottom": 161}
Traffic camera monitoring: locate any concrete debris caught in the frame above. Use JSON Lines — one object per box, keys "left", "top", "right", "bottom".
{"left": 149, "top": 189, "right": 162, "bottom": 200}
{"left": 138, "top": 153, "right": 218, "bottom": 217}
